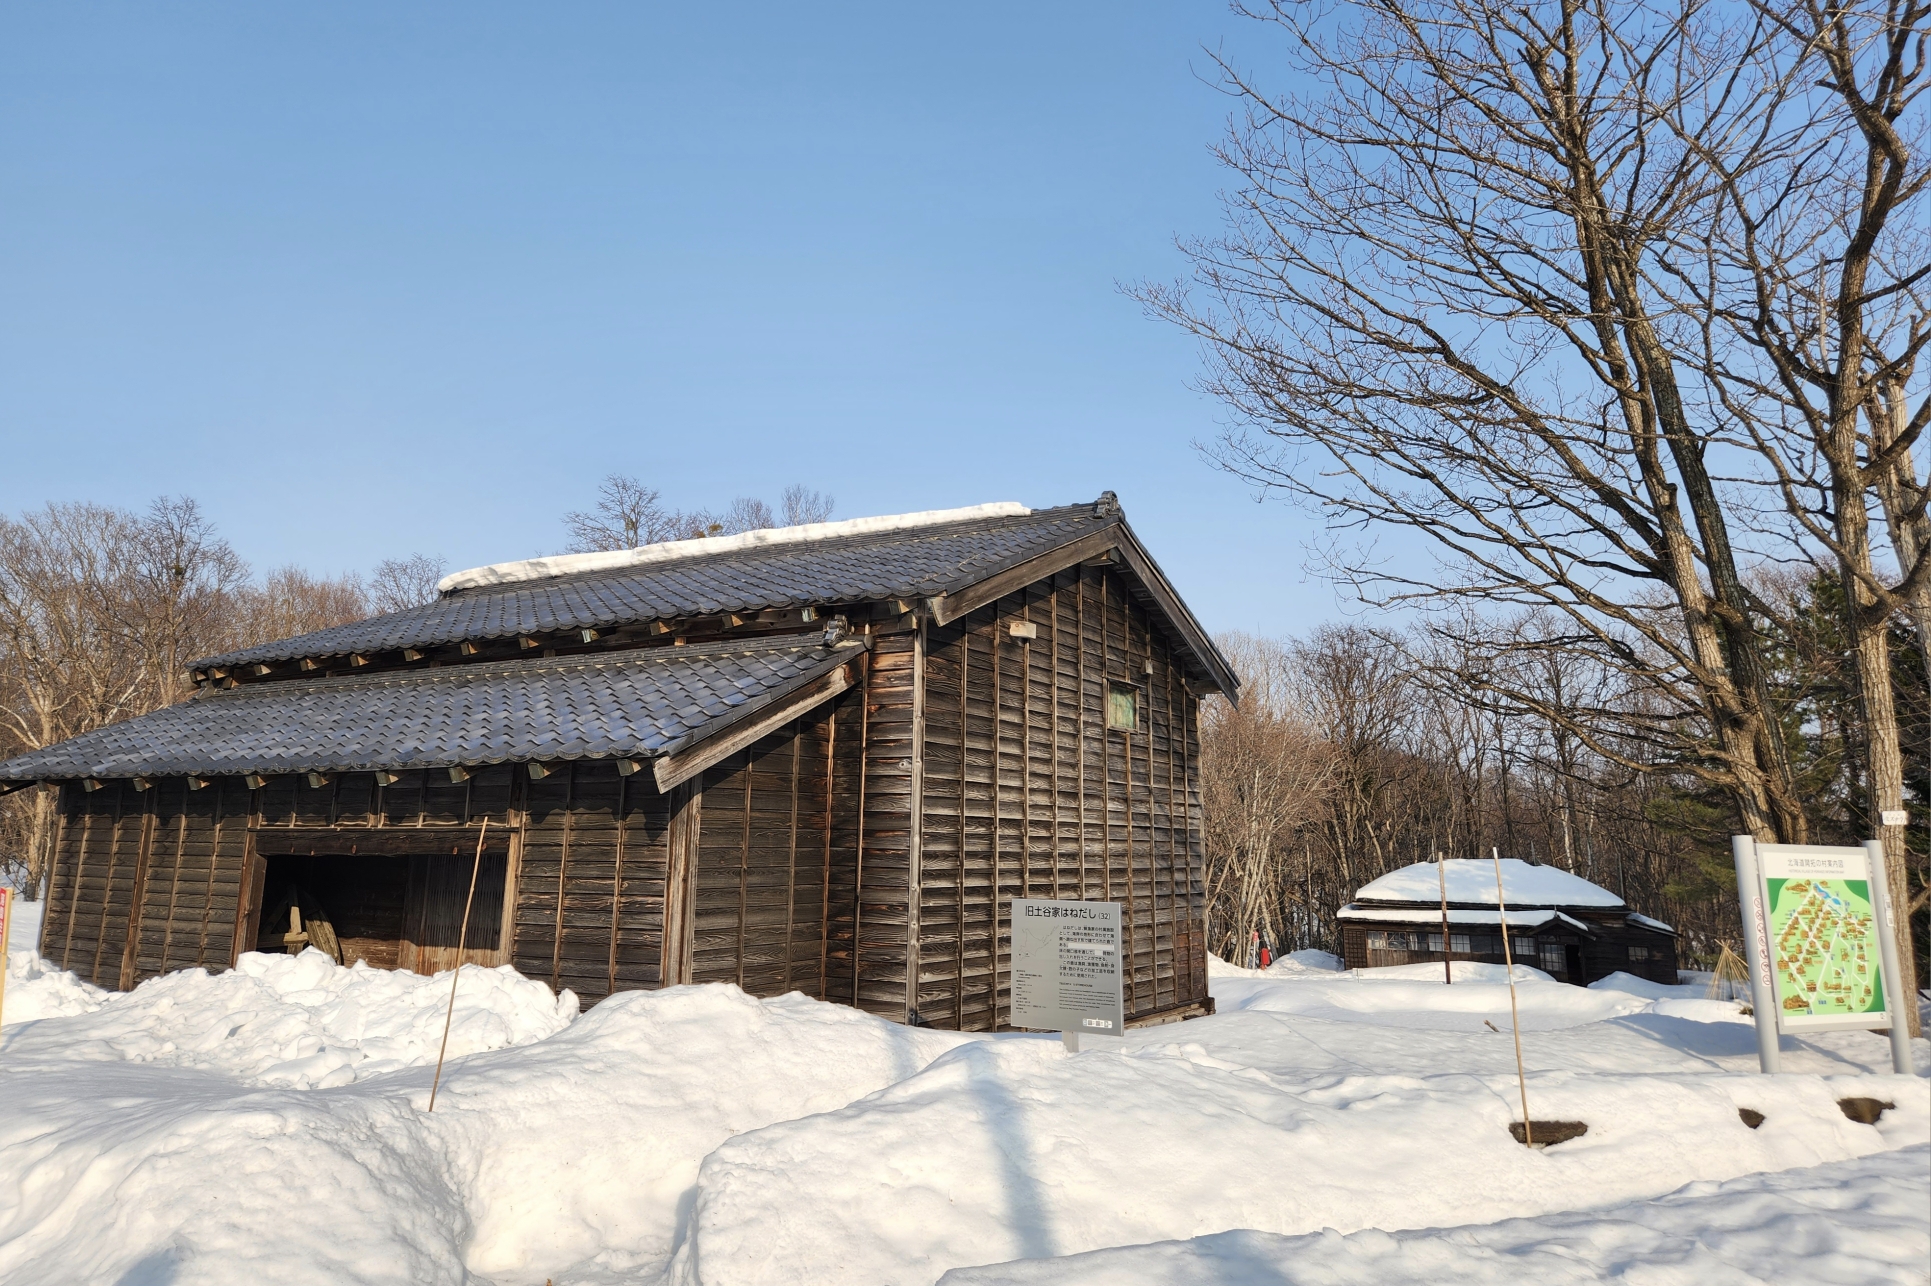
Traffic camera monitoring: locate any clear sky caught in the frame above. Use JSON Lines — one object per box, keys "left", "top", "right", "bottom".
{"left": 0, "top": 3, "right": 1342, "bottom": 638}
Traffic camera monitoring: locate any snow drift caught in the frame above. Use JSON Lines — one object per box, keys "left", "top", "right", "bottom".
{"left": 0, "top": 945, "right": 1922, "bottom": 1285}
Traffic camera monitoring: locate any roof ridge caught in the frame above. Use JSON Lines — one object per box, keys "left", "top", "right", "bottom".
{"left": 440, "top": 501, "right": 1034, "bottom": 594}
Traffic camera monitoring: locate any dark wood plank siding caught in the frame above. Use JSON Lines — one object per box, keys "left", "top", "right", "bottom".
{"left": 511, "top": 761, "right": 671, "bottom": 1006}
{"left": 918, "top": 563, "right": 1209, "bottom": 1030}
{"left": 689, "top": 700, "right": 838, "bottom": 1001}
{"left": 822, "top": 672, "right": 869, "bottom": 1008}
{"left": 42, "top": 778, "right": 252, "bottom": 990}
{"left": 849, "top": 625, "right": 920, "bottom": 1020}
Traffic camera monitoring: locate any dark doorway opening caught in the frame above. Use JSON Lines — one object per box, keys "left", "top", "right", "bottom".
{"left": 1565, "top": 944, "right": 1585, "bottom": 983}
{"left": 254, "top": 851, "right": 509, "bottom": 974}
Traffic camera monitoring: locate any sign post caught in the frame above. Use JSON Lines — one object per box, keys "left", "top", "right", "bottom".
{"left": 0, "top": 886, "right": 12, "bottom": 1026}
{"left": 1730, "top": 836, "right": 1782, "bottom": 1073}
{"left": 1734, "top": 838, "right": 1912, "bottom": 1075}
{"left": 1010, "top": 899, "right": 1123, "bottom": 1051}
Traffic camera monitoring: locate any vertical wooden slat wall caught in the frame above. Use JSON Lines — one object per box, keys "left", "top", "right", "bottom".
{"left": 849, "top": 625, "right": 920, "bottom": 1018}
{"left": 915, "top": 563, "right": 1208, "bottom": 1030}
{"left": 41, "top": 778, "right": 253, "bottom": 990}
{"left": 512, "top": 761, "right": 672, "bottom": 1005}
{"left": 688, "top": 702, "right": 836, "bottom": 999}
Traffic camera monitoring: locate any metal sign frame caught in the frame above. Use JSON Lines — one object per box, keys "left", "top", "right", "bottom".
{"left": 1731, "top": 837, "right": 1912, "bottom": 1075}
{"left": 1010, "top": 898, "right": 1123, "bottom": 1050}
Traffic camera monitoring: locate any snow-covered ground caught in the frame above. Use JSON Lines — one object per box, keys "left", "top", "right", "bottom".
{"left": 1, "top": 935, "right": 1924, "bottom": 1285}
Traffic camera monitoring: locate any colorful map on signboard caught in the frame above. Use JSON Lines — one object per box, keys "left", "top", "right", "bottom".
{"left": 1765, "top": 877, "right": 1885, "bottom": 1020}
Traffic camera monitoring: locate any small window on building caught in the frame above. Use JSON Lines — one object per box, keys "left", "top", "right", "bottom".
{"left": 1628, "top": 945, "right": 1650, "bottom": 962}
{"left": 1450, "top": 933, "right": 1471, "bottom": 954}
{"left": 1427, "top": 933, "right": 1444, "bottom": 952}
{"left": 1538, "top": 944, "right": 1566, "bottom": 975}
{"left": 1512, "top": 935, "right": 1536, "bottom": 957}
{"left": 1106, "top": 682, "right": 1138, "bottom": 731}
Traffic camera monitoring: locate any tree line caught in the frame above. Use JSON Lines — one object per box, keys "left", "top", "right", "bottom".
{"left": 1201, "top": 597, "right": 1927, "bottom": 979}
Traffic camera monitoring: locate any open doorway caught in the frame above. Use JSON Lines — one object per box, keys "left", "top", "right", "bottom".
{"left": 253, "top": 850, "right": 510, "bottom": 974}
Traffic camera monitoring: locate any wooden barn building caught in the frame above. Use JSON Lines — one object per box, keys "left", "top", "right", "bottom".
{"left": 1336, "top": 858, "right": 1679, "bottom": 986}
{"left": 0, "top": 496, "right": 1235, "bottom": 1032}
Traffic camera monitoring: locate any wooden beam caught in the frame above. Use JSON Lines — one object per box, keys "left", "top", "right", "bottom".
{"left": 653, "top": 664, "right": 852, "bottom": 791}
{"left": 927, "top": 530, "right": 1117, "bottom": 628}
{"left": 903, "top": 615, "right": 927, "bottom": 1022}
{"left": 660, "top": 780, "right": 701, "bottom": 985}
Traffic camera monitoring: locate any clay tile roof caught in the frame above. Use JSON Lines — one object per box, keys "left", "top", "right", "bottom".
{"left": 0, "top": 637, "right": 862, "bottom": 781}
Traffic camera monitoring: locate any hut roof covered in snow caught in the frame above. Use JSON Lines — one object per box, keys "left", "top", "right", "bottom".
{"left": 1353, "top": 858, "right": 1627, "bottom": 909}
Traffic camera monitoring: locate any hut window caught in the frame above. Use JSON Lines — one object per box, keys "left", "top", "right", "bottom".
{"left": 1627, "top": 945, "right": 1651, "bottom": 962}
{"left": 1512, "top": 935, "right": 1536, "bottom": 957}
{"left": 1367, "top": 930, "right": 1424, "bottom": 951}
{"left": 1106, "top": 682, "right": 1138, "bottom": 731}
{"left": 1538, "top": 944, "right": 1566, "bottom": 975}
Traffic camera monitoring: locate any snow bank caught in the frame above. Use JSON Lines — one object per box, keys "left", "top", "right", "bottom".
{"left": 0, "top": 947, "right": 1923, "bottom": 1285}
{"left": 2, "top": 948, "right": 578, "bottom": 1087}
{"left": 671, "top": 1032, "right": 1922, "bottom": 1286}
{"left": 437, "top": 985, "right": 973, "bottom": 1279}
{"left": 0, "top": 976, "right": 972, "bottom": 1285}
{"left": 941, "top": 1144, "right": 1931, "bottom": 1285}
{"left": 3, "top": 947, "right": 107, "bottom": 1025}
{"left": 1206, "top": 949, "right": 1343, "bottom": 979}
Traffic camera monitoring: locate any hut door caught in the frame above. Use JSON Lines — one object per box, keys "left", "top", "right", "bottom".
{"left": 398, "top": 850, "right": 510, "bottom": 974}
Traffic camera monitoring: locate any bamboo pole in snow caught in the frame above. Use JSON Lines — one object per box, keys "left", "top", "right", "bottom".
{"left": 1494, "top": 846, "right": 1532, "bottom": 1146}
{"left": 427, "top": 818, "right": 488, "bottom": 1113}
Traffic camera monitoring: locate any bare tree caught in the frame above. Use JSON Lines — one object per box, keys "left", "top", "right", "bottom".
{"left": 240, "top": 567, "right": 369, "bottom": 643}
{"left": 120, "top": 496, "right": 249, "bottom": 710}
{"left": 1669, "top": 0, "right": 1931, "bottom": 1010}
{"left": 780, "top": 485, "right": 836, "bottom": 526}
{"left": 1199, "top": 633, "right": 1335, "bottom": 960}
{"left": 565, "top": 475, "right": 675, "bottom": 552}
{"left": 565, "top": 475, "right": 837, "bottom": 551}
{"left": 719, "top": 497, "right": 777, "bottom": 534}
{"left": 368, "top": 554, "right": 448, "bottom": 613}
{"left": 1140, "top": 0, "right": 1829, "bottom": 846}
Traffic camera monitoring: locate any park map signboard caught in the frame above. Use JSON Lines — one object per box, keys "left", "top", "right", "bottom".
{"left": 1756, "top": 845, "right": 1888, "bottom": 1031}
{"left": 1732, "top": 837, "right": 1910, "bottom": 1077}
{"left": 1010, "top": 899, "right": 1123, "bottom": 1044}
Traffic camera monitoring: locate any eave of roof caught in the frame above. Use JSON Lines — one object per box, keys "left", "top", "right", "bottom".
{"left": 0, "top": 636, "right": 866, "bottom": 783}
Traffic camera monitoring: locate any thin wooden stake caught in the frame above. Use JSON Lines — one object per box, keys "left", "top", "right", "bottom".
{"left": 1494, "top": 846, "right": 1531, "bottom": 1146}
{"left": 0, "top": 886, "right": 13, "bottom": 1029}
{"left": 427, "top": 818, "right": 488, "bottom": 1113}
{"left": 1437, "top": 852, "right": 1452, "bottom": 986}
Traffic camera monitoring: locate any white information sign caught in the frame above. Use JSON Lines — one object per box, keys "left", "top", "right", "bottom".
{"left": 1732, "top": 837, "right": 1913, "bottom": 1075}
{"left": 1011, "top": 899, "right": 1123, "bottom": 1044}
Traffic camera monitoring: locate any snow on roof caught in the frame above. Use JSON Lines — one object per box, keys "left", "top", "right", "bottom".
{"left": 1354, "top": 858, "right": 1624, "bottom": 909}
{"left": 1338, "top": 906, "right": 1559, "bottom": 929}
{"left": 1626, "top": 912, "right": 1677, "bottom": 935}
{"left": 1336, "top": 907, "right": 1600, "bottom": 935}
{"left": 440, "top": 502, "right": 1033, "bottom": 593}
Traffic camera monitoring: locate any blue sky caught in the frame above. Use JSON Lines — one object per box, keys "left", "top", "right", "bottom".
{"left": 0, "top": 3, "right": 1342, "bottom": 637}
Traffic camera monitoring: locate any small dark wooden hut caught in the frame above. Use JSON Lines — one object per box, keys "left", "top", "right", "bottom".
{"left": 1335, "top": 858, "right": 1679, "bottom": 986}
{"left": 0, "top": 495, "right": 1236, "bottom": 1032}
